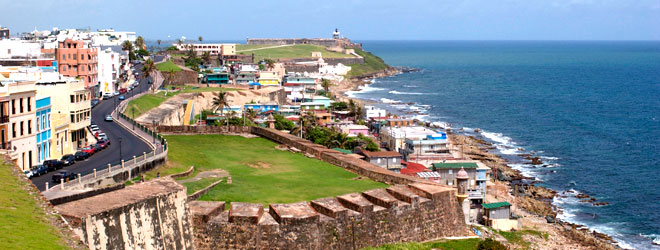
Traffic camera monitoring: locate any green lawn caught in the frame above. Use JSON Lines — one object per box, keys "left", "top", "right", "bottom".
{"left": 0, "top": 161, "right": 69, "bottom": 249}
{"left": 162, "top": 84, "right": 241, "bottom": 93}
{"left": 347, "top": 49, "right": 390, "bottom": 78}
{"left": 235, "top": 44, "right": 277, "bottom": 52}
{"left": 182, "top": 177, "right": 224, "bottom": 195}
{"left": 155, "top": 134, "right": 388, "bottom": 205}
{"left": 237, "top": 44, "right": 354, "bottom": 62}
{"left": 125, "top": 92, "right": 176, "bottom": 118}
{"left": 156, "top": 60, "right": 182, "bottom": 72}
{"left": 362, "top": 238, "right": 482, "bottom": 250}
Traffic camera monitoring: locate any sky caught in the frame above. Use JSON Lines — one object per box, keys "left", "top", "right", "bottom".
{"left": 1, "top": 0, "right": 659, "bottom": 41}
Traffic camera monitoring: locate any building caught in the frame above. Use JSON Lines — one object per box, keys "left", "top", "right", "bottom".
{"left": 204, "top": 67, "right": 230, "bottom": 84}
{"left": 300, "top": 102, "right": 326, "bottom": 112}
{"left": 431, "top": 161, "right": 490, "bottom": 204}
{"left": 386, "top": 118, "right": 415, "bottom": 127}
{"left": 2, "top": 81, "right": 37, "bottom": 170}
{"left": 36, "top": 78, "right": 90, "bottom": 150}
{"left": 302, "top": 95, "right": 332, "bottom": 108}
{"left": 359, "top": 149, "right": 402, "bottom": 171}
{"left": 56, "top": 39, "right": 98, "bottom": 95}
{"left": 0, "top": 26, "right": 9, "bottom": 39}
{"left": 339, "top": 124, "right": 369, "bottom": 137}
{"left": 482, "top": 201, "right": 520, "bottom": 231}
{"left": 380, "top": 126, "right": 444, "bottom": 153}
{"left": 35, "top": 96, "right": 51, "bottom": 163}
{"left": 283, "top": 76, "right": 317, "bottom": 102}
{"left": 365, "top": 105, "right": 386, "bottom": 120}
{"left": 258, "top": 71, "right": 280, "bottom": 86}
{"left": 90, "top": 29, "right": 136, "bottom": 46}
{"left": 403, "top": 131, "right": 452, "bottom": 163}
{"left": 0, "top": 85, "right": 9, "bottom": 150}
{"left": 97, "top": 47, "right": 121, "bottom": 95}
{"left": 173, "top": 43, "right": 236, "bottom": 56}
{"left": 49, "top": 111, "right": 74, "bottom": 160}
{"left": 235, "top": 65, "right": 258, "bottom": 85}
{"left": 244, "top": 102, "right": 279, "bottom": 113}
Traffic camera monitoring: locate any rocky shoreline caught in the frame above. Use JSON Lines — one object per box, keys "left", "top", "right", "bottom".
{"left": 334, "top": 68, "right": 621, "bottom": 249}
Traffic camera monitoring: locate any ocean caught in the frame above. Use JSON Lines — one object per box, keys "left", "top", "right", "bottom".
{"left": 348, "top": 41, "right": 660, "bottom": 249}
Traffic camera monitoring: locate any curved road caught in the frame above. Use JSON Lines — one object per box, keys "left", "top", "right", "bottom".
{"left": 31, "top": 64, "right": 153, "bottom": 191}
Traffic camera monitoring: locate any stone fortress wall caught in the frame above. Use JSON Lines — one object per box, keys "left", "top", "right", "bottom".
{"left": 192, "top": 183, "right": 468, "bottom": 250}
{"left": 247, "top": 38, "right": 362, "bottom": 50}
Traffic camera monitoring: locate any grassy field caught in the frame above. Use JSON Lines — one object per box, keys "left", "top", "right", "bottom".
{"left": 0, "top": 161, "right": 69, "bottom": 249}
{"left": 235, "top": 44, "right": 277, "bottom": 52}
{"left": 156, "top": 60, "right": 182, "bottom": 72}
{"left": 362, "top": 238, "right": 482, "bottom": 250}
{"left": 182, "top": 177, "right": 224, "bottom": 195}
{"left": 155, "top": 134, "right": 388, "bottom": 205}
{"left": 347, "top": 49, "right": 390, "bottom": 78}
{"left": 125, "top": 92, "right": 176, "bottom": 118}
{"left": 237, "top": 44, "right": 354, "bottom": 62}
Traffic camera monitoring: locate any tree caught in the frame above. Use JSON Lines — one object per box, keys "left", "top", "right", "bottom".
{"left": 142, "top": 59, "right": 155, "bottom": 90}
{"left": 198, "top": 36, "right": 203, "bottom": 43}
{"left": 166, "top": 46, "right": 178, "bottom": 51}
{"left": 321, "top": 78, "right": 331, "bottom": 96}
{"left": 202, "top": 51, "right": 211, "bottom": 65}
{"left": 177, "top": 39, "right": 183, "bottom": 47}
{"left": 212, "top": 91, "right": 230, "bottom": 119}
{"left": 246, "top": 108, "right": 257, "bottom": 122}
{"left": 477, "top": 238, "right": 507, "bottom": 250}
{"left": 330, "top": 101, "right": 348, "bottom": 111}
{"left": 264, "top": 58, "right": 275, "bottom": 70}
{"left": 122, "top": 40, "right": 133, "bottom": 52}
{"left": 135, "top": 36, "right": 145, "bottom": 50}
{"left": 274, "top": 114, "right": 294, "bottom": 131}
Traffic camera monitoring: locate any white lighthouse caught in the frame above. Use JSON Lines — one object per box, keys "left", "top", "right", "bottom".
{"left": 333, "top": 28, "right": 340, "bottom": 39}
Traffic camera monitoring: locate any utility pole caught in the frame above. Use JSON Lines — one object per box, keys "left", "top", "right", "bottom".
{"left": 118, "top": 137, "right": 123, "bottom": 162}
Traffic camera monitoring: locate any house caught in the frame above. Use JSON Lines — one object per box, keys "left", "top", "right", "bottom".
{"left": 380, "top": 126, "right": 444, "bottom": 153}
{"left": 386, "top": 118, "right": 414, "bottom": 127}
{"left": 172, "top": 43, "right": 236, "bottom": 56}
{"left": 283, "top": 75, "right": 317, "bottom": 102}
{"left": 97, "top": 47, "right": 122, "bottom": 95}
{"left": 365, "top": 105, "right": 386, "bottom": 120}
{"left": 431, "top": 161, "right": 489, "bottom": 198}
{"left": 204, "top": 67, "right": 230, "bottom": 84}
{"left": 302, "top": 95, "right": 332, "bottom": 108}
{"left": 55, "top": 39, "right": 98, "bottom": 96}
{"left": 235, "top": 65, "right": 258, "bottom": 85}
{"left": 35, "top": 96, "right": 51, "bottom": 163}
{"left": 339, "top": 124, "right": 369, "bottom": 137}
{"left": 300, "top": 102, "right": 326, "bottom": 112}
{"left": 1, "top": 80, "right": 37, "bottom": 170}
{"left": 359, "top": 149, "right": 402, "bottom": 171}
{"left": 244, "top": 102, "right": 279, "bottom": 113}
{"left": 482, "top": 201, "right": 520, "bottom": 231}
{"left": 311, "top": 112, "right": 332, "bottom": 125}
{"left": 258, "top": 71, "right": 280, "bottom": 86}
{"left": 403, "top": 132, "right": 452, "bottom": 164}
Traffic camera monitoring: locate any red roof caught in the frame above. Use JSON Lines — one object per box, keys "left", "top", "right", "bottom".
{"left": 400, "top": 161, "right": 429, "bottom": 176}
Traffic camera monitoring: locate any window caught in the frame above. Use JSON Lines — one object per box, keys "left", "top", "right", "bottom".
{"left": 43, "top": 114, "right": 47, "bottom": 129}
{"left": 70, "top": 114, "right": 74, "bottom": 123}
{"left": 448, "top": 170, "right": 453, "bottom": 174}
{"left": 20, "top": 121, "right": 23, "bottom": 136}
{"left": 62, "top": 54, "right": 66, "bottom": 60}
{"left": 19, "top": 98, "right": 23, "bottom": 113}
{"left": 27, "top": 97, "right": 31, "bottom": 112}
{"left": 11, "top": 99, "right": 15, "bottom": 114}
{"left": 70, "top": 95, "right": 74, "bottom": 103}
{"left": 27, "top": 121, "right": 31, "bottom": 134}
{"left": 12, "top": 123, "right": 16, "bottom": 138}
{"left": 73, "top": 54, "right": 77, "bottom": 60}
{"left": 36, "top": 117, "right": 40, "bottom": 131}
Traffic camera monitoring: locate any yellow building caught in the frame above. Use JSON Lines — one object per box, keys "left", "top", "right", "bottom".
{"left": 220, "top": 44, "right": 236, "bottom": 56}
{"left": 258, "top": 71, "right": 281, "bottom": 86}
{"left": 49, "top": 112, "right": 74, "bottom": 159}
{"left": 36, "top": 78, "right": 91, "bottom": 150}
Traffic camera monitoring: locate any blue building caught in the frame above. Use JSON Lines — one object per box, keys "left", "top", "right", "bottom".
{"left": 244, "top": 102, "right": 279, "bottom": 113}
{"left": 35, "top": 97, "right": 52, "bottom": 163}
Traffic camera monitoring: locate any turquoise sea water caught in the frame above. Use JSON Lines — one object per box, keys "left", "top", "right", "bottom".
{"left": 349, "top": 41, "right": 660, "bottom": 249}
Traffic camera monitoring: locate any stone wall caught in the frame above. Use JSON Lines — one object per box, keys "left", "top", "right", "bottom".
{"left": 191, "top": 183, "right": 469, "bottom": 249}
{"left": 280, "top": 57, "right": 365, "bottom": 65}
{"left": 283, "top": 64, "right": 320, "bottom": 73}
{"left": 55, "top": 179, "right": 194, "bottom": 250}
{"left": 162, "top": 68, "right": 197, "bottom": 85}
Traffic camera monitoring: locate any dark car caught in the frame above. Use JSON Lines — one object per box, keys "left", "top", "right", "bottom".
{"left": 31, "top": 165, "right": 48, "bottom": 177}
{"left": 75, "top": 151, "right": 89, "bottom": 160}
{"left": 42, "top": 159, "right": 64, "bottom": 171}
{"left": 60, "top": 154, "right": 76, "bottom": 166}
{"left": 52, "top": 170, "right": 76, "bottom": 183}
{"left": 91, "top": 99, "right": 100, "bottom": 108}
{"left": 97, "top": 139, "right": 110, "bottom": 149}
{"left": 92, "top": 144, "right": 102, "bottom": 152}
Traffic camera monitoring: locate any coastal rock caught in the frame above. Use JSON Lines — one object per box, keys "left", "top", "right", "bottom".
{"left": 546, "top": 215, "right": 556, "bottom": 223}
{"left": 576, "top": 194, "right": 590, "bottom": 199}
{"left": 593, "top": 202, "right": 610, "bottom": 207}
{"left": 529, "top": 156, "right": 543, "bottom": 165}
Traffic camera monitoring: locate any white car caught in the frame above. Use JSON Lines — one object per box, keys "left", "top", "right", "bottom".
{"left": 24, "top": 170, "right": 34, "bottom": 179}
{"left": 113, "top": 91, "right": 120, "bottom": 96}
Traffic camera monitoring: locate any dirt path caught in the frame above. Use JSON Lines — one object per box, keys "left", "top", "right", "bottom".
{"left": 177, "top": 169, "right": 230, "bottom": 184}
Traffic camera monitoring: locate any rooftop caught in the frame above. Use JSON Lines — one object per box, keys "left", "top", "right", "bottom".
{"left": 360, "top": 149, "right": 402, "bottom": 158}
{"left": 482, "top": 201, "right": 512, "bottom": 209}
{"left": 431, "top": 162, "right": 479, "bottom": 169}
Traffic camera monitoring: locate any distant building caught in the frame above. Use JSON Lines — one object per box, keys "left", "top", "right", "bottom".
{"left": 339, "top": 124, "right": 369, "bottom": 137}
{"left": 302, "top": 95, "right": 332, "bottom": 108}
{"left": 431, "top": 161, "right": 490, "bottom": 210}
{"left": 204, "top": 67, "right": 230, "bottom": 84}
{"left": 173, "top": 43, "right": 236, "bottom": 56}
{"left": 359, "top": 149, "right": 402, "bottom": 171}
{"left": 364, "top": 105, "right": 386, "bottom": 120}
{"left": 97, "top": 47, "right": 121, "bottom": 95}
{"left": 482, "top": 201, "right": 520, "bottom": 231}
{"left": 0, "top": 27, "right": 9, "bottom": 39}
{"left": 403, "top": 131, "right": 451, "bottom": 163}
{"left": 300, "top": 102, "right": 326, "bottom": 112}
{"left": 56, "top": 39, "right": 98, "bottom": 96}
{"left": 235, "top": 65, "right": 258, "bottom": 85}
{"left": 283, "top": 75, "right": 317, "bottom": 102}
{"left": 258, "top": 71, "right": 280, "bottom": 86}
{"left": 380, "top": 126, "right": 444, "bottom": 152}
{"left": 386, "top": 118, "right": 415, "bottom": 127}
{"left": 244, "top": 102, "right": 279, "bottom": 113}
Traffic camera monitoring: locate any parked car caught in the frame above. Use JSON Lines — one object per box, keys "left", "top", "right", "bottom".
{"left": 103, "top": 93, "right": 113, "bottom": 100}
{"left": 31, "top": 165, "right": 48, "bottom": 176}
{"left": 97, "top": 134, "right": 108, "bottom": 141}
{"left": 118, "top": 95, "right": 125, "bottom": 100}
{"left": 92, "top": 144, "right": 102, "bottom": 152}
{"left": 52, "top": 170, "right": 77, "bottom": 183}
{"left": 91, "top": 99, "right": 99, "bottom": 108}
{"left": 60, "top": 154, "right": 76, "bottom": 166}
{"left": 119, "top": 88, "right": 127, "bottom": 94}
{"left": 81, "top": 146, "right": 96, "bottom": 155}
{"left": 97, "top": 140, "right": 110, "bottom": 149}
{"left": 24, "top": 170, "right": 34, "bottom": 179}
{"left": 104, "top": 115, "right": 113, "bottom": 122}
{"left": 74, "top": 151, "right": 89, "bottom": 160}
{"left": 42, "top": 159, "right": 64, "bottom": 171}
{"left": 113, "top": 91, "right": 120, "bottom": 96}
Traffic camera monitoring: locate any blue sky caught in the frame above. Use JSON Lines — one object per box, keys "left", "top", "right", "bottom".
{"left": 2, "top": 0, "right": 659, "bottom": 40}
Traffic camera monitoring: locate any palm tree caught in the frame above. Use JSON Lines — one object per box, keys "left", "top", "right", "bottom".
{"left": 212, "top": 91, "right": 230, "bottom": 125}
{"left": 246, "top": 108, "right": 257, "bottom": 122}
{"left": 202, "top": 51, "right": 211, "bottom": 64}
{"left": 135, "top": 36, "right": 145, "bottom": 50}
{"left": 330, "top": 131, "right": 350, "bottom": 149}
{"left": 264, "top": 58, "right": 275, "bottom": 70}
{"left": 122, "top": 40, "right": 133, "bottom": 52}
{"left": 198, "top": 36, "right": 203, "bottom": 43}
{"left": 142, "top": 59, "right": 155, "bottom": 90}
{"left": 167, "top": 69, "right": 176, "bottom": 85}
{"left": 321, "top": 78, "right": 331, "bottom": 96}
{"left": 177, "top": 39, "right": 183, "bottom": 47}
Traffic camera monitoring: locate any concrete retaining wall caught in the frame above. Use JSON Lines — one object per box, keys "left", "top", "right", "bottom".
{"left": 192, "top": 183, "right": 468, "bottom": 249}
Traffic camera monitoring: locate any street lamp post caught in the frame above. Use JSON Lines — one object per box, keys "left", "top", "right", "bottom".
{"left": 132, "top": 108, "right": 135, "bottom": 130}
{"left": 118, "top": 137, "right": 123, "bottom": 162}
{"left": 152, "top": 120, "right": 156, "bottom": 143}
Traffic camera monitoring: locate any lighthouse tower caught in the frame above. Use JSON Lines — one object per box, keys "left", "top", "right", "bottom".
{"left": 333, "top": 28, "right": 340, "bottom": 39}
{"left": 456, "top": 167, "right": 470, "bottom": 224}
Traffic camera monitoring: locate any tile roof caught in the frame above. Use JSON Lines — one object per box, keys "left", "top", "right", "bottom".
{"left": 482, "top": 201, "right": 512, "bottom": 209}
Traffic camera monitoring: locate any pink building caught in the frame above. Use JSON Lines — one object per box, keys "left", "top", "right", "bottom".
{"left": 56, "top": 39, "right": 98, "bottom": 95}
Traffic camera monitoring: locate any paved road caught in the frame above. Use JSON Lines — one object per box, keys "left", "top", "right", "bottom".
{"left": 31, "top": 64, "right": 153, "bottom": 191}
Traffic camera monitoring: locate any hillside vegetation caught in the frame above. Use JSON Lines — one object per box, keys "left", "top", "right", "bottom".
{"left": 347, "top": 49, "right": 390, "bottom": 78}
{"left": 0, "top": 160, "right": 70, "bottom": 249}
{"left": 237, "top": 44, "right": 354, "bottom": 62}
{"left": 155, "top": 60, "right": 182, "bottom": 72}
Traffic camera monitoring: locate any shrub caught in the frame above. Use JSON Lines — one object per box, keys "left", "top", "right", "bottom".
{"left": 476, "top": 238, "right": 507, "bottom": 250}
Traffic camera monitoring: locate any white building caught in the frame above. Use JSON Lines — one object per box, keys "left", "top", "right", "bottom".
{"left": 90, "top": 29, "right": 137, "bottom": 46}
{"left": 0, "top": 39, "right": 43, "bottom": 59}
{"left": 380, "top": 126, "right": 445, "bottom": 153}
{"left": 97, "top": 47, "right": 121, "bottom": 94}
{"left": 365, "top": 105, "right": 386, "bottom": 120}
{"left": 173, "top": 43, "right": 236, "bottom": 56}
